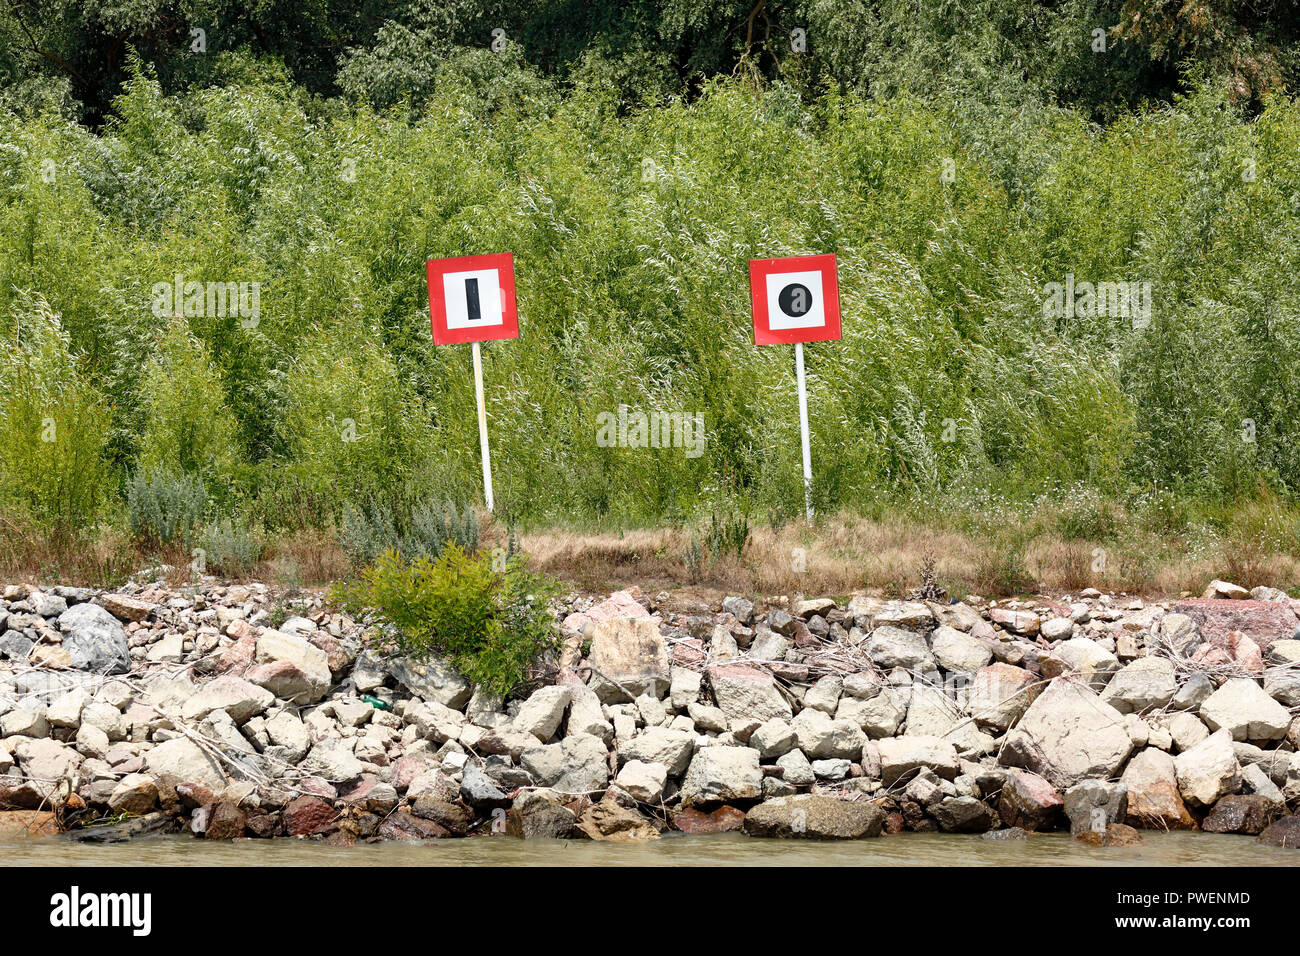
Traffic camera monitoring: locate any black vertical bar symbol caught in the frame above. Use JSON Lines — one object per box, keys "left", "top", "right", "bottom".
{"left": 465, "top": 277, "right": 482, "bottom": 322}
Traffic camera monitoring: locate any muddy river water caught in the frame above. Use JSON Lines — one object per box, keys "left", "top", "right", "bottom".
{"left": 2, "top": 830, "right": 1295, "bottom": 866}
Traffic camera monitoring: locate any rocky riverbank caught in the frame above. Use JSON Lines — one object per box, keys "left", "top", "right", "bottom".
{"left": 2, "top": 575, "right": 1300, "bottom": 848}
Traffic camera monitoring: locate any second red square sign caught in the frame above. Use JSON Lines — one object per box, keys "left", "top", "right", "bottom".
{"left": 748, "top": 253, "right": 842, "bottom": 345}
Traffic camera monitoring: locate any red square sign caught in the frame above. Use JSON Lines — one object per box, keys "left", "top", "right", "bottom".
{"left": 427, "top": 253, "right": 519, "bottom": 345}
{"left": 749, "top": 254, "right": 842, "bottom": 345}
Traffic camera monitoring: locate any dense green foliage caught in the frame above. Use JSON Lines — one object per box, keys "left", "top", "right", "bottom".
{"left": 334, "top": 545, "right": 560, "bottom": 695}
{"left": 6, "top": 0, "right": 1300, "bottom": 123}
{"left": 3, "top": 4, "right": 1300, "bottom": 549}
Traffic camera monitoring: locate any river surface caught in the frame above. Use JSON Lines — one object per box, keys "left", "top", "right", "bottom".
{"left": 1, "top": 830, "right": 1295, "bottom": 866}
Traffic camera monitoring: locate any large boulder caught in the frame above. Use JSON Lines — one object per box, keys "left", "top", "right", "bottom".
{"left": 142, "top": 737, "right": 228, "bottom": 797}
{"left": 1173, "top": 729, "right": 1241, "bottom": 808}
{"left": 520, "top": 733, "right": 610, "bottom": 794}
{"left": 252, "top": 630, "right": 333, "bottom": 704}
{"left": 998, "top": 678, "right": 1133, "bottom": 789}
{"left": 1258, "top": 815, "right": 1300, "bottom": 848}
{"left": 1121, "top": 748, "right": 1196, "bottom": 830}
{"left": 55, "top": 604, "right": 130, "bottom": 674}
{"left": 790, "top": 708, "right": 866, "bottom": 760}
{"left": 877, "top": 735, "right": 958, "bottom": 785}
{"left": 1199, "top": 678, "right": 1291, "bottom": 742}
{"left": 585, "top": 617, "right": 670, "bottom": 701}
{"left": 680, "top": 746, "right": 762, "bottom": 806}
{"left": 512, "top": 686, "right": 572, "bottom": 741}
{"left": 616, "top": 727, "right": 695, "bottom": 776}
{"left": 743, "top": 794, "right": 885, "bottom": 839}
{"left": 385, "top": 654, "right": 471, "bottom": 710}
{"left": 998, "top": 769, "right": 1063, "bottom": 831}
{"left": 866, "top": 626, "right": 933, "bottom": 670}
{"left": 1063, "top": 780, "right": 1128, "bottom": 836}
{"left": 1203, "top": 795, "right": 1284, "bottom": 835}
{"left": 575, "top": 797, "right": 659, "bottom": 842}
{"left": 966, "top": 663, "right": 1040, "bottom": 731}
{"left": 180, "top": 676, "right": 273, "bottom": 725}
{"left": 1171, "top": 598, "right": 1299, "bottom": 652}
{"left": 708, "top": 665, "right": 792, "bottom": 723}
{"left": 1049, "top": 638, "right": 1120, "bottom": 687}
{"left": 932, "top": 796, "right": 998, "bottom": 833}
{"left": 929, "top": 626, "right": 992, "bottom": 674}
{"left": 1100, "top": 657, "right": 1178, "bottom": 713}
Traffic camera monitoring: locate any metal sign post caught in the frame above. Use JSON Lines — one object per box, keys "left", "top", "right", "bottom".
{"left": 749, "top": 253, "right": 842, "bottom": 526}
{"left": 471, "top": 340, "right": 494, "bottom": 512}
{"left": 427, "top": 253, "right": 519, "bottom": 514}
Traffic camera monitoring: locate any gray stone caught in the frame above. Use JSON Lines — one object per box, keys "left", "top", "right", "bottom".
{"left": 512, "top": 685, "right": 572, "bottom": 741}
{"left": 933, "top": 795, "right": 997, "bottom": 833}
{"left": 803, "top": 675, "right": 843, "bottom": 713}
{"left": 1174, "top": 729, "right": 1241, "bottom": 808}
{"left": 585, "top": 617, "right": 670, "bottom": 701}
{"left": 877, "top": 735, "right": 959, "bottom": 785}
{"left": 1100, "top": 656, "right": 1177, "bottom": 714}
{"left": 386, "top": 654, "right": 471, "bottom": 710}
{"left": 750, "top": 717, "right": 796, "bottom": 758}
{"left": 998, "top": 678, "right": 1134, "bottom": 789}
{"left": 775, "top": 748, "right": 815, "bottom": 786}
{"left": 930, "top": 625, "right": 992, "bottom": 673}
{"left": 680, "top": 746, "right": 762, "bottom": 806}
{"left": 1199, "top": 677, "right": 1291, "bottom": 742}
{"left": 614, "top": 760, "right": 669, "bottom": 803}
{"left": 743, "top": 793, "right": 884, "bottom": 839}
{"left": 181, "top": 676, "right": 273, "bottom": 725}
{"left": 142, "top": 737, "right": 227, "bottom": 796}
{"left": 1170, "top": 673, "right": 1214, "bottom": 711}
{"left": 616, "top": 726, "right": 695, "bottom": 775}
{"left": 521, "top": 733, "right": 610, "bottom": 793}
{"left": 790, "top": 708, "right": 866, "bottom": 759}
{"left": 709, "top": 665, "right": 792, "bottom": 723}
{"left": 866, "top": 625, "right": 933, "bottom": 670}
{"left": 56, "top": 603, "right": 130, "bottom": 674}
{"left": 1063, "top": 780, "right": 1128, "bottom": 835}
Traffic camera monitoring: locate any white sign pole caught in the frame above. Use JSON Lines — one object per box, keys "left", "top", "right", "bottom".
{"left": 471, "top": 340, "right": 495, "bottom": 512}
{"left": 794, "top": 341, "right": 814, "bottom": 524}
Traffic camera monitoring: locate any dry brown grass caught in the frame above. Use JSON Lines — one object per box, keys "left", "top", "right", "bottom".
{"left": 4, "top": 506, "right": 1297, "bottom": 601}
{"left": 523, "top": 511, "right": 1300, "bottom": 600}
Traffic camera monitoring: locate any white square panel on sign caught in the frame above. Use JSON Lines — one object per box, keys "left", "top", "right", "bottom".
{"left": 443, "top": 269, "right": 505, "bottom": 329}
{"left": 765, "top": 270, "right": 826, "bottom": 330}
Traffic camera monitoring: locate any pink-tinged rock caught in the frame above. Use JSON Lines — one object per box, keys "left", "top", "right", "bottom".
{"left": 100, "top": 594, "right": 156, "bottom": 623}
{"left": 1191, "top": 644, "right": 1233, "bottom": 668}
{"left": 562, "top": 589, "right": 654, "bottom": 631}
{"left": 672, "top": 638, "right": 707, "bottom": 667}
{"left": 283, "top": 795, "right": 337, "bottom": 836}
{"left": 989, "top": 608, "right": 1041, "bottom": 636}
{"left": 1226, "top": 632, "right": 1264, "bottom": 673}
{"left": 998, "top": 768, "right": 1063, "bottom": 831}
{"left": 390, "top": 753, "right": 440, "bottom": 792}
{"left": 226, "top": 618, "right": 254, "bottom": 640}
{"left": 215, "top": 633, "right": 257, "bottom": 674}
{"left": 204, "top": 801, "right": 248, "bottom": 840}
{"left": 307, "top": 632, "right": 351, "bottom": 674}
{"left": 1171, "top": 599, "right": 1298, "bottom": 651}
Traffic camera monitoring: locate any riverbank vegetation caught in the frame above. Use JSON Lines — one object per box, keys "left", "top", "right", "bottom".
{"left": 3, "top": 1, "right": 1300, "bottom": 593}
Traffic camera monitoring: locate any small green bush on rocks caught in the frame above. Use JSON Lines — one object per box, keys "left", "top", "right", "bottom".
{"left": 335, "top": 545, "right": 560, "bottom": 697}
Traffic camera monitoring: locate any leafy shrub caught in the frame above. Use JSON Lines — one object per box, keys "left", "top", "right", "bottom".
{"left": 334, "top": 545, "right": 560, "bottom": 696}
{"left": 1052, "top": 486, "right": 1120, "bottom": 541}
{"left": 341, "top": 498, "right": 480, "bottom": 564}
{"left": 703, "top": 510, "right": 751, "bottom": 562}
{"left": 126, "top": 468, "right": 206, "bottom": 545}
{"left": 138, "top": 319, "right": 241, "bottom": 483}
{"left": 0, "top": 293, "right": 110, "bottom": 530}
{"left": 197, "top": 517, "right": 265, "bottom": 575}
